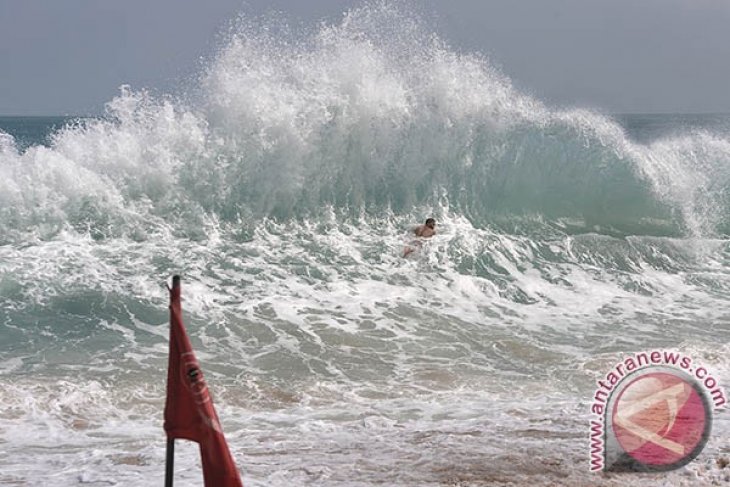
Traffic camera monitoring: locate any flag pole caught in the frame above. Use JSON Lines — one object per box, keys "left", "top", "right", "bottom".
{"left": 165, "top": 437, "right": 175, "bottom": 487}
{"left": 165, "top": 275, "right": 181, "bottom": 487}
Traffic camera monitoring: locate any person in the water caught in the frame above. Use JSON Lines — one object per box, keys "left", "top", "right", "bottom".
{"left": 415, "top": 218, "right": 436, "bottom": 237}
{"left": 403, "top": 218, "right": 436, "bottom": 257}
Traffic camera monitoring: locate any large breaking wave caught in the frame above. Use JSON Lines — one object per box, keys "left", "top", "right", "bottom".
{"left": 1, "top": 2, "right": 730, "bottom": 244}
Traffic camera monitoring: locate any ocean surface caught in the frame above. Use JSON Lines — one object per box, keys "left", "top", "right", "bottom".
{"left": 1, "top": 5, "right": 729, "bottom": 486}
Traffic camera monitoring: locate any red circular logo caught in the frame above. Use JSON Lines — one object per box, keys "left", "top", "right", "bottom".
{"left": 611, "top": 371, "right": 710, "bottom": 468}
{"left": 181, "top": 352, "right": 211, "bottom": 405}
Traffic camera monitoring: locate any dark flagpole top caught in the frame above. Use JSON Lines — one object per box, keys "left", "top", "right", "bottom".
{"left": 169, "top": 275, "right": 181, "bottom": 302}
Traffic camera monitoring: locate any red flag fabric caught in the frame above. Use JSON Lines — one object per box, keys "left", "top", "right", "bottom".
{"left": 164, "top": 276, "right": 243, "bottom": 487}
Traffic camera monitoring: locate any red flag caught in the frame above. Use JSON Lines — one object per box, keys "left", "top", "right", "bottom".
{"left": 164, "top": 276, "right": 243, "bottom": 487}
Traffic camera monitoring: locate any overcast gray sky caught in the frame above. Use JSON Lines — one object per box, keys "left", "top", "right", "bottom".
{"left": 1, "top": 0, "right": 729, "bottom": 115}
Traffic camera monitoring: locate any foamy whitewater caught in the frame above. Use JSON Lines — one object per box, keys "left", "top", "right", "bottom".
{"left": 1, "top": 4, "right": 729, "bottom": 486}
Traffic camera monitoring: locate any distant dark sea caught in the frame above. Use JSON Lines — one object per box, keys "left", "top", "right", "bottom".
{"left": 614, "top": 112, "right": 730, "bottom": 143}
{"left": 0, "top": 115, "right": 85, "bottom": 151}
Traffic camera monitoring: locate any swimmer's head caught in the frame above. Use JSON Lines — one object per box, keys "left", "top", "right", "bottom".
{"left": 425, "top": 218, "right": 436, "bottom": 229}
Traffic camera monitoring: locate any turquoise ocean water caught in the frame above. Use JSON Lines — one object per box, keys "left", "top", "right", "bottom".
{"left": 1, "top": 5, "right": 729, "bottom": 486}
